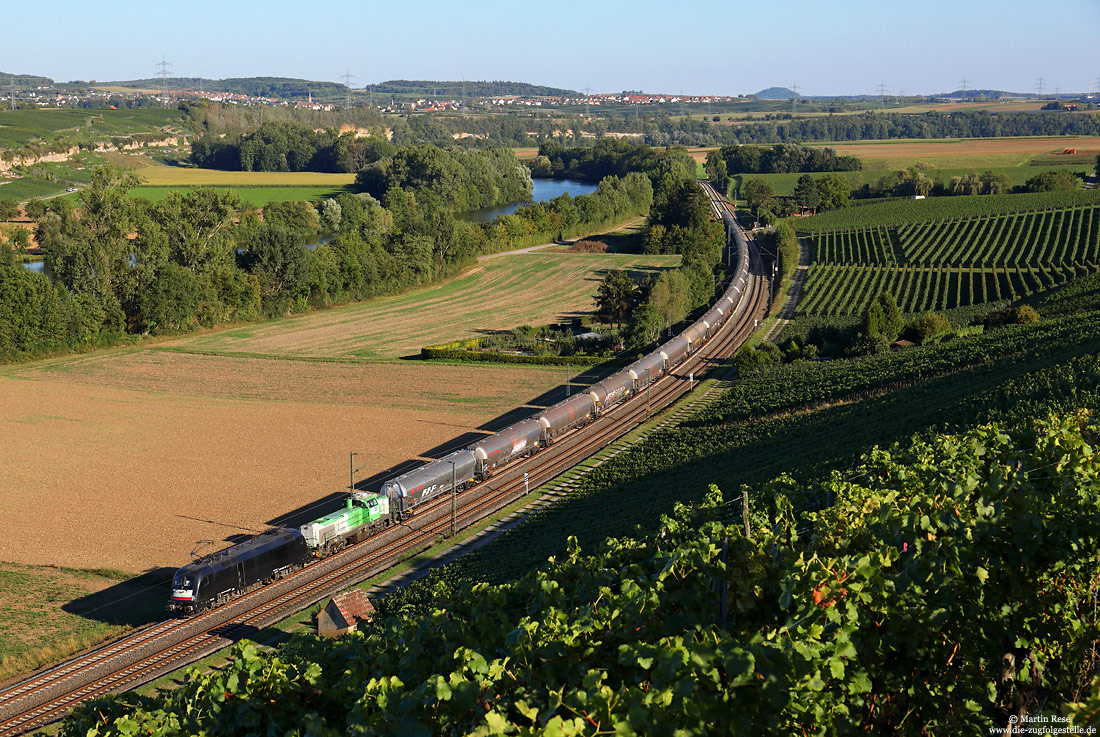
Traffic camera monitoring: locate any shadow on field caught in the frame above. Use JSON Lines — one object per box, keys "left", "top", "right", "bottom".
{"left": 265, "top": 360, "right": 623, "bottom": 528}
{"left": 62, "top": 567, "right": 177, "bottom": 628}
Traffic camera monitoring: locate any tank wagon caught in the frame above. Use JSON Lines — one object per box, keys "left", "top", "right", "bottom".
{"left": 382, "top": 448, "right": 477, "bottom": 520}
{"left": 169, "top": 185, "right": 752, "bottom": 617}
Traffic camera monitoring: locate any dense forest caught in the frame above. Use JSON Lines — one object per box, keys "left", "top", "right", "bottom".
{"left": 189, "top": 120, "right": 398, "bottom": 173}
{"left": 355, "top": 146, "right": 532, "bottom": 211}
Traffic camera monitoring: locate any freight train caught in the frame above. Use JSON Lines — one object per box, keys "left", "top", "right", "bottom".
{"left": 167, "top": 190, "right": 751, "bottom": 616}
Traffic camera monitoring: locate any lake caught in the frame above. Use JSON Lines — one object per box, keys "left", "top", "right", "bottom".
{"left": 460, "top": 178, "right": 598, "bottom": 223}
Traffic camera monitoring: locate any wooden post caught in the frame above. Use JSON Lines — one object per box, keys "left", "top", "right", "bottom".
{"left": 742, "top": 488, "right": 751, "bottom": 539}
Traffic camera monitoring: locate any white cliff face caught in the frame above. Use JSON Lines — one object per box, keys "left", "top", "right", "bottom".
{"left": 0, "top": 136, "right": 183, "bottom": 173}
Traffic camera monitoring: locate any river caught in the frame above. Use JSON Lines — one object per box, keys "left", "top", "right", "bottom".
{"left": 460, "top": 178, "right": 598, "bottom": 223}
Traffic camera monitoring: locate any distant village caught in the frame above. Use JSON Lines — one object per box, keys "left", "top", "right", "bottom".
{"left": 3, "top": 79, "right": 1099, "bottom": 114}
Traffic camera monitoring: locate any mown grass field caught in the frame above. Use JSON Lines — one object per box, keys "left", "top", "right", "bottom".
{"left": 0, "top": 563, "right": 163, "bottom": 683}
{"left": 168, "top": 251, "right": 679, "bottom": 360}
{"left": 809, "top": 136, "right": 1100, "bottom": 170}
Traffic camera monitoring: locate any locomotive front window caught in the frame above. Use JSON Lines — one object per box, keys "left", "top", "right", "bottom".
{"left": 175, "top": 576, "right": 192, "bottom": 588}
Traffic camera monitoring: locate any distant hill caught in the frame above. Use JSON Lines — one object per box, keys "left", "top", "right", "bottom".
{"left": 104, "top": 76, "right": 348, "bottom": 100}
{"left": 756, "top": 86, "right": 796, "bottom": 100}
{"left": 367, "top": 80, "right": 580, "bottom": 99}
{"left": 941, "top": 89, "right": 1019, "bottom": 99}
{"left": 0, "top": 71, "right": 55, "bottom": 87}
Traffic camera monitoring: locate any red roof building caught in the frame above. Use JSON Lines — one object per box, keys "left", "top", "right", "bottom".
{"left": 318, "top": 590, "right": 375, "bottom": 638}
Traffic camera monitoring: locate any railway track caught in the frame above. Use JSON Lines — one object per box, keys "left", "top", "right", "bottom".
{"left": 0, "top": 185, "right": 765, "bottom": 736}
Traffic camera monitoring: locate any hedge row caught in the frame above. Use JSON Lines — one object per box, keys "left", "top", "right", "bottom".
{"left": 420, "top": 344, "right": 608, "bottom": 366}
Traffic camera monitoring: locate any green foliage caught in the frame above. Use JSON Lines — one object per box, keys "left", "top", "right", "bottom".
{"left": 910, "top": 311, "right": 952, "bottom": 342}
{"left": 1025, "top": 169, "right": 1080, "bottom": 193}
{"left": 594, "top": 270, "right": 638, "bottom": 329}
{"left": 190, "top": 121, "right": 396, "bottom": 174}
{"left": 716, "top": 142, "right": 863, "bottom": 174}
{"left": 357, "top": 145, "right": 533, "bottom": 213}
{"left": 63, "top": 414, "right": 1100, "bottom": 735}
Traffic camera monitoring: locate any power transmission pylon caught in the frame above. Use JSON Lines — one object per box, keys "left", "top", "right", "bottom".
{"left": 876, "top": 81, "right": 888, "bottom": 109}
{"left": 156, "top": 55, "right": 173, "bottom": 105}
{"left": 959, "top": 77, "right": 968, "bottom": 98}
{"left": 340, "top": 68, "right": 356, "bottom": 109}
{"left": 791, "top": 82, "right": 799, "bottom": 112}
{"left": 1036, "top": 76, "right": 1046, "bottom": 97}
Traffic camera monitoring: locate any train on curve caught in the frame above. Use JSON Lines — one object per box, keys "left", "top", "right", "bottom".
{"left": 167, "top": 195, "right": 751, "bottom": 616}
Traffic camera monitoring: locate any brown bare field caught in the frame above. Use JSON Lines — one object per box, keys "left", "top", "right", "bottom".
{"left": 166, "top": 252, "right": 678, "bottom": 360}
{"left": 0, "top": 249, "right": 677, "bottom": 574}
{"left": 815, "top": 136, "right": 1100, "bottom": 160}
{"left": 0, "top": 352, "right": 566, "bottom": 573}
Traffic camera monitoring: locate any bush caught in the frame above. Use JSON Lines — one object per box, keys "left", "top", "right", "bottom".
{"left": 911, "top": 312, "right": 952, "bottom": 342}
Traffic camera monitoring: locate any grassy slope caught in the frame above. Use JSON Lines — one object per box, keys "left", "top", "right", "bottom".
{"left": 167, "top": 252, "right": 680, "bottom": 360}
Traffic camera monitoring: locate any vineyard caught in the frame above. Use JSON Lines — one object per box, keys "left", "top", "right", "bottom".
{"left": 797, "top": 202, "right": 1100, "bottom": 316}
{"left": 65, "top": 414, "right": 1100, "bottom": 735}
{"left": 792, "top": 189, "right": 1100, "bottom": 232}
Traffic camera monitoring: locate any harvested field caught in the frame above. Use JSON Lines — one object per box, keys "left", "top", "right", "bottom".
{"left": 130, "top": 185, "right": 351, "bottom": 207}
{"left": 0, "top": 354, "right": 565, "bottom": 573}
{"left": 0, "top": 248, "right": 674, "bottom": 574}
{"left": 810, "top": 136, "right": 1100, "bottom": 170}
{"left": 137, "top": 168, "right": 356, "bottom": 187}
{"left": 167, "top": 252, "right": 679, "bottom": 360}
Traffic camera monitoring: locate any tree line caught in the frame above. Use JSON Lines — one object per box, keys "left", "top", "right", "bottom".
{"left": 189, "top": 120, "right": 398, "bottom": 173}
{"left": 355, "top": 145, "right": 532, "bottom": 212}
{"left": 596, "top": 169, "right": 726, "bottom": 349}
{"left": 0, "top": 164, "right": 653, "bottom": 361}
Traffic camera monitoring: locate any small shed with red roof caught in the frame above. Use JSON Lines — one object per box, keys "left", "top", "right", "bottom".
{"left": 318, "top": 590, "right": 375, "bottom": 638}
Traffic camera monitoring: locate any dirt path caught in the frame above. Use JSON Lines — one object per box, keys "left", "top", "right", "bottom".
{"left": 763, "top": 239, "right": 811, "bottom": 342}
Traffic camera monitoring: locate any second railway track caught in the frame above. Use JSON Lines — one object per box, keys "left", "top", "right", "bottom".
{"left": 0, "top": 185, "right": 767, "bottom": 737}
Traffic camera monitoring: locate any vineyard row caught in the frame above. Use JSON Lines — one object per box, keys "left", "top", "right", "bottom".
{"left": 810, "top": 205, "right": 1100, "bottom": 269}
{"left": 796, "top": 263, "right": 1096, "bottom": 317}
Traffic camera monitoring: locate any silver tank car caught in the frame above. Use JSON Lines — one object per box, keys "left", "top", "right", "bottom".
{"left": 589, "top": 370, "right": 634, "bottom": 413}
{"left": 681, "top": 321, "right": 707, "bottom": 348}
{"left": 537, "top": 393, "right": 595, "bottom": 441}
{"left": 659, "top": 335, "right": 690, "bottom": 368}
{"left": 701, "top": 305, "right": 726, "bottom": 336}
{"left": 627, "top": 352, "right": 665, "bottom": 385}
{"left": 470, "top": 418, "right": 542, "bottom": 475}
{"left": 381, "top": 448, "right": 477, "bottom": 517}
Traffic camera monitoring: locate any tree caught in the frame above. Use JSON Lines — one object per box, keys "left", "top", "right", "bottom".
{"left": 793, "top": 174, "right": 820, "bottom": 213}
{"left": 912, "top": 311, "right": 951, "bottom": 342}
{"left": 816, "top": 174, "right": 850, "bottom": 210}
{"left": 595, "top": 270, "right": 637, "bottom": 329}
{"left": 877, "top": 292, "right": 904, "bottom": 341}
{"left": 980, "top": 170, "right": 1011, "bottom": 195}
{"left": 23, "top": 199, "right": 46, "bottom": 220}
{"left": 1025, "top": 170, "right": 1078, "bottom": 192}
{"left": 742, "top": 178, "right": 774, "bottom": 215}
{"left": 244, "top": 224, "right": 310, "bottom": 314}
{"left": 0, "top": 201, "right": 19, "bottom": 220}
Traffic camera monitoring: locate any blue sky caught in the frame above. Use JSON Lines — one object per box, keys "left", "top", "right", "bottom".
{"left": 6, "top": 0, "right": 1097, "bottom": 96}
